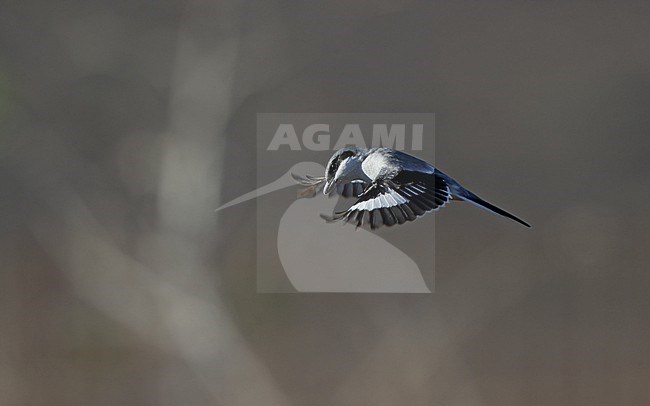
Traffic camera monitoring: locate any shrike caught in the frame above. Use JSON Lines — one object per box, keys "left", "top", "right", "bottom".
{"left": 294, "top": 147, "right": 530, "bottom": 229}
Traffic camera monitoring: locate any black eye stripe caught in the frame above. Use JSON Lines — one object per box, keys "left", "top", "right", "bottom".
{"left": 328, "top": 151, "right": 355, "bottom": 176}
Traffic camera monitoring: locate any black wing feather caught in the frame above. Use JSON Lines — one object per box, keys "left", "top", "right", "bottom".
{"left": 323, "top": 170, "right": 451, "bottom": 229}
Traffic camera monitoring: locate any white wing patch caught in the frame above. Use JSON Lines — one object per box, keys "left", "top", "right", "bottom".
{"left": 350, "top": 189, "right": 407, "bottom": 211}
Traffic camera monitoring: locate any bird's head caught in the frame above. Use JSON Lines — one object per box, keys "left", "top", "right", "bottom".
{"left": 323, "top": 146, "right": 363, "bottom": 194}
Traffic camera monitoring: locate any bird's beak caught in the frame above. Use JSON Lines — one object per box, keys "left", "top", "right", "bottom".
{"left": 323, "top": 179, "right": 335, "bottom": 195}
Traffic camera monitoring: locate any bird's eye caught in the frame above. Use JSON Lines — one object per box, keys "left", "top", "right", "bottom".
{"left": 327, "top": 162, "right": 337, "bottom": 176}
{"left": 328, "top": 150, "right": 355, "bottom": 177}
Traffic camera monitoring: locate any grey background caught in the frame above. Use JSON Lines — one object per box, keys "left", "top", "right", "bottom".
{"left": 1, "top": 1, "right": 650, "bottom": 404}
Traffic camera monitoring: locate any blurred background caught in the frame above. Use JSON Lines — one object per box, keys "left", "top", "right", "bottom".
{"left": 1, "top": 1, "right": 650, "bottom": 404}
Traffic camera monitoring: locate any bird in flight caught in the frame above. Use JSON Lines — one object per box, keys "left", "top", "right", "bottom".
{"left": 293, "top": 147, "right": 530, "bottom": 229}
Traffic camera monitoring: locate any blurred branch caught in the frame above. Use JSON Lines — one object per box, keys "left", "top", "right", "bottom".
{"left": 12, "top": 1, "right": 290, "bottom": 404}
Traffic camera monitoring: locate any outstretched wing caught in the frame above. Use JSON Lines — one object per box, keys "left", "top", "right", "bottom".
{"left": 292, "top": 173, "right": 367, "bottom": 198}
{"left": 322, "top": 170, "right": 451, "bottom": 229}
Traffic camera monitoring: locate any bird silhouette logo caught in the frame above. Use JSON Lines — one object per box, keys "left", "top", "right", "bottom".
{"left": 216, "top": 159, "right": 432, "bottom": 293}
